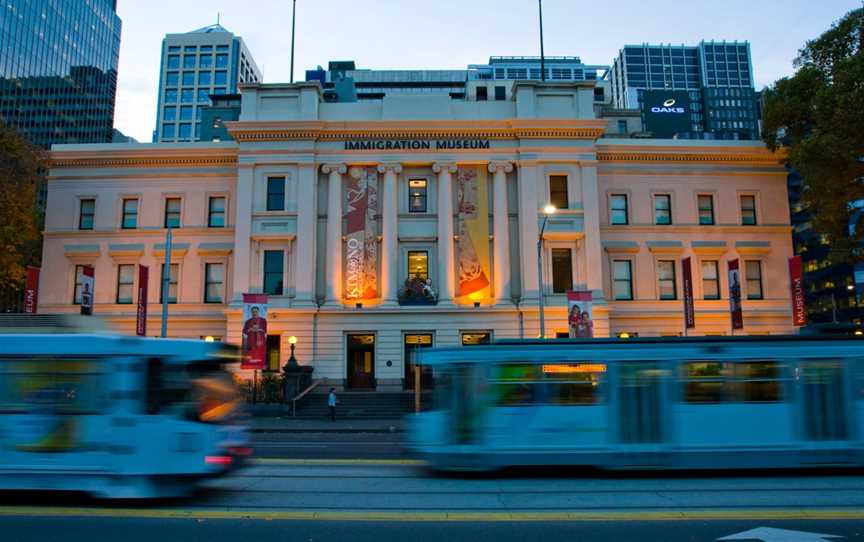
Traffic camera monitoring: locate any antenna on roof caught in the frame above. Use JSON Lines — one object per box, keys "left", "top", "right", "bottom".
{"left": 217, "top": 12, "right": 220, "bottom": 24}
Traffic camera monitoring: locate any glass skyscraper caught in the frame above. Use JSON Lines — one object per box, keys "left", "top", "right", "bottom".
{"left": 610, "top": 41, "right": 759, "bottom": 140}
{"left": 0, "top": 0, "right": 122, "bottom": 148}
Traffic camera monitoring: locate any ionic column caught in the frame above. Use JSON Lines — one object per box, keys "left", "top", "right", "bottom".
{"left": 378, "top": 163, "right": 402, "bottom": 305}
{"left": 580, "top": 162, "right": 603, "bottom": 295}
{"left": 231, "top": 164, "right": 254, "bottom": 301}
{"left": 518, "top": 162, "right": 540, "bottom": 302}
{"left": 489, "top": 161, "right": 513, "bottom": 304}
{"left": 322, "top": 163, "right": 346, "bottom": 304}
{"left": 434, "top": 162, "right": 457, "bottom": 303}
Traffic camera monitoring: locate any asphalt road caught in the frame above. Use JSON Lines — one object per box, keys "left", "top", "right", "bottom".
{"left": 2, "top": 460, "right": 864, "bottom": 541}
{"left": 250, "top": 430, "right": 406, "bottom": 459}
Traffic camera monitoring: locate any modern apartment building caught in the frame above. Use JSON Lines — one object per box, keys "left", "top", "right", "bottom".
{"left": 610, "top": 41, "right": 760, "bottom": 140}
{"left": 153, "top": 23, "right": 261, "bottom": 143}
{"left": 0, "top": 0, "right": 122, "bottom": 148}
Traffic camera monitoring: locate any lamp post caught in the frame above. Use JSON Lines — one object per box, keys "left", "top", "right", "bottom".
{"left": 286, "top": 335, "right": 298, "bottom": 368}
{"left": 537, "top": 204, "right": 556, "bottom": 338}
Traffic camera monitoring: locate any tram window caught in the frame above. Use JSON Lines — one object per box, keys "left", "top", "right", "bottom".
{"left": 548, "top": 383, "right": 600, "bottom": 405}
{"left": 683, "top": 362, "right": 729, "bottom": 403}
{"left": 736, "top": 361, "right": 782, "bottom": 402}
{"left": 682, "top": 361, "right": 783, "bottom": 403}
{"left": 493, "top": 363, "right": 605, "bottom": 406}
{"left": 496, "top": 383, "right": 538, "bottom": 406}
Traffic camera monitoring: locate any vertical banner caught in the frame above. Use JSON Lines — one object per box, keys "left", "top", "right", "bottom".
{"left": 136, "top": 265, "right": 149, "bottom": 336}
{"left": 23, "top": 266, "right": 40, "bottom": 314}
{"left": 241, "top": 293, "right": 268, "bottom": 370}
{"left": 344, "top": 167, "right": 379, "bottom": 300}
{"left": 788, "top": 256, "right": 807, "bottom": 327}
{"left": 681, "top": 257, "right": 695, "bottom": 329}
{"left": 728, "top": 259, "right": 744, "bottom": 330}
{"left": 566, "top": 291, "right": 594, "bottom": 338}
{"left": 80, "top": 265, "right": 95, "bottom": 315}
{"left": 455, "top": 166, "right": 490, "bottom": 297}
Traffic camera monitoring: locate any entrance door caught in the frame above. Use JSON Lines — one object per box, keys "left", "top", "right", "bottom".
{"left": 347, "top": 334, "right": 375, "bottom": 390}
{"left": 404, "top": 333, "right": 433, "bottom": 390}
{"left": 801, "top": 361, "right": 849, "bottom": 441}
{"left": 618, "top": 362, "right": 664, "bottom": 444}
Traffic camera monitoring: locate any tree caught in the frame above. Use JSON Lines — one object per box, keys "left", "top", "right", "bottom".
{"left": 0, "top": 121, "right": 44, "bottom": 310}
{"left": 762, "top": 8, "right": 864, "bottom": 262}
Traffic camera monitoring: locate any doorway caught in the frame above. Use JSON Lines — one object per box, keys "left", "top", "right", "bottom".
{"left": 404, "top": 333, "right": 433, "bottom": 390}
{"left": 347, "top": 334, "right": 375, "bottom": 389}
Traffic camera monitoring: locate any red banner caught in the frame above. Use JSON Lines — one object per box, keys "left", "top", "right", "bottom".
{"left": 682, "top": 257, "right": 695, "bottom": 329}
{"left": 136, "top": 265, "right": 149, "bottom": 336}
{"left": 242, "top": 293, "right": 268, "bottom": 370}
{"left": 789, "top": 256, "right": 807, "bottom": 327}
{"left": 23, "top": 266, "right": 40, "bottom": 314}
{"left": 80, "top": 265, "right": 95, "bottom": 315}
{"left": 728, "top": 259, "right": 744, "bottom": 330}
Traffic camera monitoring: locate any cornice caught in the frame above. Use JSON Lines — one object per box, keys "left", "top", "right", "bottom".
{"left": 226, "top": 119, "right": 607, "bottom": 143}
{"left": 51, "top": 153, "right": 238, "bottom": 170}
{"left": 596, "top": 147, "right": 786, "bottom": 167}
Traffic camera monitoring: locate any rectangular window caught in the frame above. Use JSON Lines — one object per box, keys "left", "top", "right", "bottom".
{"left": 698, "top": 194, "right": 715, "bottom": 225}
{"left": 613, "top": 260, "right": 633, "bottom": 300}
{"left": 73, "top": 265, "right": 87, "bottom": 304}
{"left": 179, "top": 105, "right": 193, "bottom": 120}
{"left": 183, "top": 55, "right": 196, "bottom": 69}
{"left": 165, "top": 89, "right": 178, "bottom": 103}
{"left": 163, "top": 106, "right": 177, "bottom": 121}
{"left": 494, "top": 86, "right": 506, "bottom": 100}
{"left": 181, "top": 89, "right": 194, "bottom": 103}
{"left": 160, "top": 263, "right": 178, "bottom": 304}
{"left": 199, "top": 54, "right": 212, "bottom": 68}
{"left": 407, "top": 251, "right": 429, "bottom": 280}
{"left": 162, "top": 123, "right": 176, "bottom": 139}
{"left": 745, "top": 260, "right": 763, "bottom": 300}
{"left": 551, "top": 248, "right": 573, "bottom": 293}
{"left": 266, "top": 177, "right": 285, "bottom": 211}
{"left": 654, "top": 194, "right": 671, "bottom": 225}
{"left": 214, "top": 71, "right": 228, "bottom": 85}
{"left": 701, "top": 260, "right": 720, "bottom": 300}
{"left": 163, "top": 197, "right": 181, "bottom": 228}
{"left": 165, "top": 72, "right": 178, "bottom": 87}
{"left": 408, "top": 179, "right": 427, "bottom": 213}
{"left": 178, "top": 123, "right": 192, "bottom": 139}
{"left": 263, "top": 250, "right": 284, "bottom": 295}
{"left": 79, "top": 199, "right": 95, "bottom": 230}
{"left": 121, "top": 199, "right": 138, "bottom": 229}
{"left": 167, "top": 55, "right": 179, "bottom": 69}
{"left": 204, "top": 263, "right": 224, "bottom": 303}
{"left": 683, "top": 361, "right": 782, "bottom": 403}
{"left": 208, "top": 197, "right": 226, "bottom": 227}
{"left": 740, "top": 195, "right": 757, "bottom": 225}
{"left": 197, "top": 89, "right": 210, "bottom": 103}
{"left": 550, "top": 175, "right": 568, "bottom": 210}
{"left": 116, "top": 264, "right": 134, "bottom": 304}
{"left": 198, "top": 71, "right": 212, "bottom": 85}
{"left": 461, "top": 332, "right": 491, "bottom": 346}
{"left": 476, "top": 86, "right": 487, "bottom": 101}
{"left": 215, "top": 54, "right": 228, "bottom": 68}
{"left": 181, "top": 72, "right": 195, "bottom": 86}
{"left": 617, "top": 119, "right": 628, "bottom": 133}
{"left": 610, "top": 194, "right": 629, "bottom": 225}
{"left": 266, "top": 335, "right": 281, "bottom": 372}
{"left": 657, "top": 260, "right": 677, "bottom": 300}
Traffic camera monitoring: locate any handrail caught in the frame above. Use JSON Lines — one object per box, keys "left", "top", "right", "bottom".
{"left": 292, "top": 378, "right": 325, "bottom": 417}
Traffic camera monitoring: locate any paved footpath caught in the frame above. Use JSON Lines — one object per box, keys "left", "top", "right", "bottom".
{"left": 3, "top": 460, "right": 864, "bottom": 541}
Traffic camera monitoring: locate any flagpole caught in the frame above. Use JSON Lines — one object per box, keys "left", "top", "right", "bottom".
{"left": 538, "top": 0, "right": 546, "bottom": 82}
{"left": 289, "top": 0, "right": 297, "bottom": 84}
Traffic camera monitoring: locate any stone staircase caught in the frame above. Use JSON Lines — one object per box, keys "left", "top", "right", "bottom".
{"left": 293, "top": 391, "right": 432, "bottom": 419}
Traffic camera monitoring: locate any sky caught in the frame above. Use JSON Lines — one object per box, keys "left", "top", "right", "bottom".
{"left": 113, "top": 0, "right": 862, "bottom": 142}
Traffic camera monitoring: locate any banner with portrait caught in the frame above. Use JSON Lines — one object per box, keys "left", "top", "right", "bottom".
{"left": 728, "top": 259, "right": 744, "bottom": 330}
{"left": 344, "top": 167, "right": 379, "bottom": 300}
{"left": 455, "top": 166, "right": 490, "bottom": 298}
{"left": 79, "top": 265, "right": 94, "bottom": 316}
{"left": 567, "top": 291, "right": 594, "bottom": 338}
{"left": 241, "top": 293, "right": 268, "bottom": 370}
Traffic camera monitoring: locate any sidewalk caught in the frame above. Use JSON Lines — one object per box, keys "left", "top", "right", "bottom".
{"left": 243, "top": 415, "right": 407, "bottom": 433}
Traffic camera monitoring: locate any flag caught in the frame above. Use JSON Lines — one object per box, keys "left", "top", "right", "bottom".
{"left": 788, "top": 256, "right": 806, "bottom": 327}
{"left": 566, "top": 291, "right": 594, "bottom": 338}
{"left": 682, "top": 257, "right": 695, "bottom": 329}
{"left": 455, "top": 166, "right": 490, "bottom": 297}
{"left": 23, "top": 266, "right": 40, "bottom": 314}
{"left": 136, "top": 265, "right": 149, "bottom": 336}
{"left": 241, "top": 293, "right": 268, "bottom": 370}
{"left": 728, "top": 259, "right": 743, "bottom": 330}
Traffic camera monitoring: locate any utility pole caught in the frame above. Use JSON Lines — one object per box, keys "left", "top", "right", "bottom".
{"left": 161, "top": 226, "right": 172, "bottom": 338}
{"left": 290, "top": 0, "right": 297, "bottom": 83}
{"left": 538, "top": 0, "right": 546, "bottom": 81}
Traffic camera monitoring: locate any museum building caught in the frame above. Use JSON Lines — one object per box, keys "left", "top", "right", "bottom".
{"left": 40, "top": 80, "right": 795, "bottom": 390}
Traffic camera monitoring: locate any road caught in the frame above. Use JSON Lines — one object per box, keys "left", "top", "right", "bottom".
{"left": 249, "top": 430, "right": 405, "bottom": 459}
{"left": 3, "top": 460, "right": 864, "bottom": 541}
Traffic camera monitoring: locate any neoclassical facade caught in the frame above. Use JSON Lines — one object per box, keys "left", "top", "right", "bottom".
{"left": 41, "top": 81, "right": 795, "bottom": 390}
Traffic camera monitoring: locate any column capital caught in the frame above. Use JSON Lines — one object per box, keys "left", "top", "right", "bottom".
{"left": 377, "top": 162, "right": 403, "bottom": 174}
{"left": 488, "top": 161, "right": 514, "bottom": 174}
{"left": 321, "top": 163, "right": 347, "bottom": 174}
{"left": 432, "top": 162, "right": 457, "bottom": 174}
{"left": 349, "top": 166, "right": 366, "bottom": 179}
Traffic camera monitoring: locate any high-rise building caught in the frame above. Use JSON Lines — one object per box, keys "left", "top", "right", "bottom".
{"left": 153, "top": 24, "right": 261, "bottom": 143}
{"left": 610, "top": 41, "right": 760, "bottom": 140}
{"left": 0, "top": 0, "right": 122, "bottom": 148}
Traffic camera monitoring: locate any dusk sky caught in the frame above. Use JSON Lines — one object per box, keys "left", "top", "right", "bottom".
{"left": 114, "top": 0, "right": 861, "bottom": 142}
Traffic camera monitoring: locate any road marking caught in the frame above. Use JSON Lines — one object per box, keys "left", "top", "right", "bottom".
{"left": 250, "top": 458, "right": 425, "bottom": 466}
{"left": 0, "top": 508, "right": 863, "bottom": 522}
{"left": 718, "top": 526, "right": 842, "bottom": 541}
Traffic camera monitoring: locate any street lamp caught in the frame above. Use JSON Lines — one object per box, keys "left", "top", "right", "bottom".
{"left": 537, "top": 204, "right": 557, "bottom": 338}
{"left": 287, "top": 335, "right": 298, "bottom": 367}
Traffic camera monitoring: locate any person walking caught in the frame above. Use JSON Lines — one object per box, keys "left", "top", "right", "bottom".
{"left": 327, "top": 388, "right": 338, "bottom": 422}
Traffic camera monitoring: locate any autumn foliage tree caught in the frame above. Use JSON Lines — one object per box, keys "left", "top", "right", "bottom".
{"left": 0, "top": 121, "right": 44, "bottom": 310}
{"left": 762, "top": 8, "right": 864, "bottom": 262}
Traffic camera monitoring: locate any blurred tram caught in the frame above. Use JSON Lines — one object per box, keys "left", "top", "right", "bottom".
{"left": 408, "top": 336, "right": 864, "bottom": 471}
{"left": 0, "top": 318, "right": 248, "bottom": 498}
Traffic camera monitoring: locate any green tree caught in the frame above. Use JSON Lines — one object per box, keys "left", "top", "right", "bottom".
{"left": 762, "top": 8, "right": 864, "bottom": 261}
{"left": 0, "top": 121, "right": 43, "bottom": 310}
